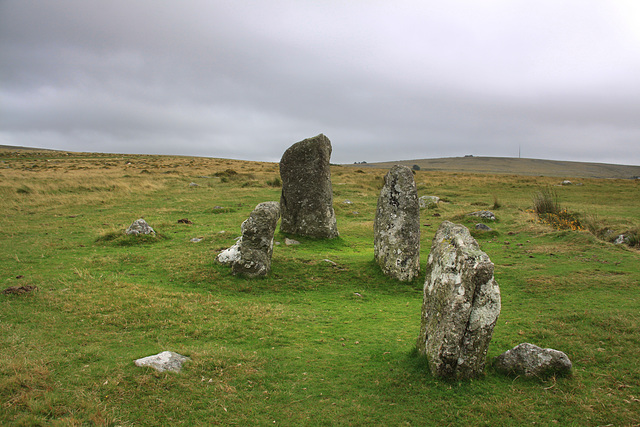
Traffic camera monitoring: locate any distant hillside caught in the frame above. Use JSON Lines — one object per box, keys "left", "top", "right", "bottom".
{"left": 0, "top": 144, "right": 56, "bottom": 152}
{"left": 348, "top": 156, "right": 640, "bottom": 180}
{"left": 3, "top": 144, "right": 638, "bottom": 179}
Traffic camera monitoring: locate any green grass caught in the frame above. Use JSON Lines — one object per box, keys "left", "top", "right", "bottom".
{"left": 1, "top": 150, "right": 639, "bottom": 425}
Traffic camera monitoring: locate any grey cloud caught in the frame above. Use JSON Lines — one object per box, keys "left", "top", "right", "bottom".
{"left": 1, "top": 1, "right": 639, "bottom": 165}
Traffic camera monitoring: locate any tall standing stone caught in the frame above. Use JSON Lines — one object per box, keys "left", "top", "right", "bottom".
{"left": 279, "top": 134, "right": 339, "bottom": 238}
{"left": 417, "top": 221, "right": 501, "bottom": 379}
{"left": 374, "top": 165, "right": 420, "bottom": 281}
{"left": 226, "top": 201, "right": 280, "bottom": 278}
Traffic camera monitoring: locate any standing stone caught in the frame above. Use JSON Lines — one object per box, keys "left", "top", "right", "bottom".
{"left": 374, "top": 165, "right": 420, "bottom": 281}
{"left": 279, "top": 134, "right": 338, "bottom": 238}
{"left": 417, "top": 221, "right": 501, "bottom": 379}
{"left": 231, "top": 201, "right": 280, "bottom": 278}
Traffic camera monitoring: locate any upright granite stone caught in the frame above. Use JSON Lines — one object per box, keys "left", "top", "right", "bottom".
{"left": 418, "top": 221, "right": 501, "bottom": 379}
{"left": 374, "top": 165, "right": 420, "bottom": 281}
{"left": 279, "top": 134, "right": 338, "bottom": 238}
{"left": 231, "top": 201, "right": 280, "bottom": 278}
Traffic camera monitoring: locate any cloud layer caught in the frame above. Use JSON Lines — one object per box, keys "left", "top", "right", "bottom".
{"left": 1, "top": 1, "right": 639, "bottom": 165}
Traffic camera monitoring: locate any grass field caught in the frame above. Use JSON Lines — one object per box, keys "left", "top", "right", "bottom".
{"left": 1, "top": 149, "right": 639, "bottom": 425}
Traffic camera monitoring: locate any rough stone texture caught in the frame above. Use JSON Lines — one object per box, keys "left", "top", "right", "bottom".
{"left": 374, "top": 165, "right": 420, "bottom": 282}
{"left": 467, "top": 210, "right": 496, "bottom": 221}
{"left": 126, "top": 219, "right": 155, "bottom": 235}
{"left": 475, "top": 223, "right": 492, "bottom": 231}
{"left": 494, "top": 343, "right": 572, "bottom": 377}
{"left": 284, "top": 238, "right": 300, "bottom": 246}
{"left": 614, "top": 234, "right": 630, "bottom": 245}
{"left": 279, "top": 134, "right": 338, "bottom": 238}
{"left": 418, "top": 221, "right": 501, "bottom": 379}
{"left": 134, "top": 351, "right": 190, "bottom": 373}
{"left": 419, "top": 195, "right": 440, "bottom": 209}
{"left": 217, "top": 239, "right": 241, "bottom": 264}
{"left": 231, "top": 202, "right": 280, "bottom": 278}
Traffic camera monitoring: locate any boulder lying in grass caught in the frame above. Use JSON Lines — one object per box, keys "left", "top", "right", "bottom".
{"left": 475, "top": 223, "right": 492, "bottom": 231}
{"left": 135, "top": 351, "right": 190, "bottom": 373}
{"left": 374, "top": 165, "right": 420, "bottom": 282}
{"left": 418, "top": 221, "right": 501, "bottom": 379}
{"left": 419, "top": 195, "right": 440, "bottom": 209}
{"left": 467, "top": 210, "right": 496, "bottom": 221}
{"left": 494, "top": 343, "right": 572, "bottom": 377}
{"left": 614, "top": 234, "right": 630, "bottom": 245}
{"left": 217, "top": 202, "right": 280, "bottom": 278}
{"left": 125, "top": 219, "right": 155, "bottom": 235}
{"left": 279, "top": 134, "right": 339, "bottom": 239}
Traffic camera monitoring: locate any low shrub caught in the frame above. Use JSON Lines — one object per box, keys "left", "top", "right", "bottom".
{"left": 214, "top": 169, "right": 238, "bottom": 178}
{"left": 266, "top": 177, "right": 282, "bottom": 187}
{"left": 532, "top": 186, "right": 559, "bottom": 215}
{"left": 492, "top": 195, "right": 502, "bottom": 209}
{"left": 16, "top": 185, "right": 32, "bottom": 194}
{"left": 537, "top": 209, "right": 584, "bottom": 231}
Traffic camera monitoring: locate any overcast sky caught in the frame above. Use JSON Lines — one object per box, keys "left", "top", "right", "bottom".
{"left": 1, "top": 1, "right": 639, "bottom": 165}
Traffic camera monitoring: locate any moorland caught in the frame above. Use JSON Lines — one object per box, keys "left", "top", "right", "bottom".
{"left": 1, "top": 149, "right": 639, "bottom": 425}
{"left": 356, "top": 156, "right": 640, "bottom": 180}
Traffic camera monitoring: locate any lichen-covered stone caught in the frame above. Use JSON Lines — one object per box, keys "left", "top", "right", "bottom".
{"left": 418, "top": 221, "right": 501, "bottom": 379}
{"left": 231, "top": 201, "right": 280, "bottom": 278}
{"left": 475, "top": 223, "right": 492, "bottom": 231}
{"left": 467, "top": 210, "right": 496, "bottom": 221}
{"left": 216, "top": 239, "right": 241, "bottom": 264}
{"left": 279, "top": 134, "right": 338, "bottom": 238}
{"left": 494, "top": 343, "right": 572, "bottom": 377}
{"left": 134, "top": 351, "right": 190, "bottom": 373}
{"left": 374, "top": 165, "right": 420, "bottom": 281}
{"left": 419, "top": 195, "right": 440, "bottom": 209}
{"left": 126, "top": 218, "right": 155, "bottom": 235}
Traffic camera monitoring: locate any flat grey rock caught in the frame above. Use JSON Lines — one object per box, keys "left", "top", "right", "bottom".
{"left": 475, "top": 223, "right": 492, "bottom": 231}
{"left": 467, "top": 210, "right": 496, "bottom": 221}
{"left": 134, "top": 351, "right": 190, "bottom": 373}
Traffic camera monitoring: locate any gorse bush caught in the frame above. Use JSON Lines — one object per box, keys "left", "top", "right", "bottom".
{"left": 537, "top": 209, "right": 584, "bottom": 231}
{"left": 531, "top": 187, "right": 583, "bottom": 231}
